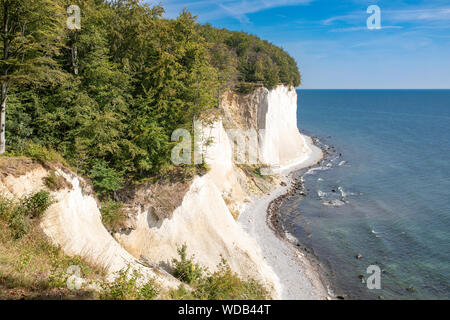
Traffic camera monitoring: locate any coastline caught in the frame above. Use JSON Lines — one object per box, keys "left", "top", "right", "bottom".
{"left": 239, "top": 134, "right": 333, "bottom": 300}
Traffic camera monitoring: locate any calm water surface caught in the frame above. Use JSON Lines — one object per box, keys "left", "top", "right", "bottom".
{"left": 280, "top": 90, "right": 450, "bottom": 299}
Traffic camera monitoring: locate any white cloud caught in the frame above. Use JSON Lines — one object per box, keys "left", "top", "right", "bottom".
{"left": 153, "top": 0, "right": 313, "bottom": 21}
{"left": 322, "top": 6, "right": 450, "bottom": 28}
{"left": 387, "top": 7, "right": 450, "bottom": 22}
{"left": 330, "top": 26, "right": 403, "bottom": 33}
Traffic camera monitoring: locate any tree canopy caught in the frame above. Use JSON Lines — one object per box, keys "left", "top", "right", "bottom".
{"left": 3, "top": 0, "right": 301, "bottom": 195}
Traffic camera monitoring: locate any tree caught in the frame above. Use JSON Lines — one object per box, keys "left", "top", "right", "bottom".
{"left": 0, "top": 0, "right": 66, "bottom": 153}
{"left": 3, "top": 0, "right": 302, "bottom": 192}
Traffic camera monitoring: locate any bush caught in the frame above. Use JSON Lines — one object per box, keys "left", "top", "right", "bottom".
{"left": 99, "top": 266, "right": 160, "bottom": 300}
{"left": 44, "top": 171, "right": 71, "bottom": 191}
{"left": 90, "top": 161, "right": 123, "bottom": 197}
{"left": 169, "top": 284, "right": 195, "bottom": 300}
{"left": 100, "top": 201, "right": 127, "bottom": 233}
{"left": 0, "top": 191, "right": 53, "bottom": 239}
{"left": 172, "top": 244, "right": 204, "bottom": 284}
{"left": 0, "top": 195, "right": 13, "bottom": 219}
{"left": 170, "top": 245, "right": 270, "bottom": 300}
{"left": 20, "top": 142, "right": 67, "bottom": 165}
{"left": 21, "top": 191, "right": 53, "bottom": 219}
{"left": 194, "top": 258, "right": 269, "bottom": 300}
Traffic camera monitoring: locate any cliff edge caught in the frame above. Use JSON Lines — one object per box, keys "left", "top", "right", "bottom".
{"left": 0, "top": 85, "right": 320, "bottom": 299}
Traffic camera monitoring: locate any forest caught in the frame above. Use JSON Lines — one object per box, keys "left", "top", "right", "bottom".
{"left": 0, "top": 0, "right": 301, "bottom": 196}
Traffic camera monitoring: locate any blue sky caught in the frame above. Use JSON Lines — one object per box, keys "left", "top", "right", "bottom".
{"left": 146, "top": 0, "right": 450, "bottom": 89}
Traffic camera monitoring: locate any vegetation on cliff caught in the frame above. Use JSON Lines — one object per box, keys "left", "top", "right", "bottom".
{"left": 1, "top": 0, "right": 300, "bottom": 198}
{"left": 0, "top": 191, "right": 106, "bottom": 299}
{"left": 0, "top": 194, "right": 268, "bottom": 300}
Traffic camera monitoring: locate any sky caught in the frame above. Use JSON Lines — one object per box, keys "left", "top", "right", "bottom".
{"left": 146, "top": 0, "right": 450, "bottom": 89}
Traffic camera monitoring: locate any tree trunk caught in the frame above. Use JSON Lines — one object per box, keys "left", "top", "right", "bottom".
{"left": 0, "top": 81, "right": 6, "bottom": 154}
{"left": 72, "top": 44, "right": 78, "bottom": 75}
{"left": 0, "top": 2, "right": 9, "bottom": 154}
{"left": 71, "top": 32, "right": 78, "bottom": 75}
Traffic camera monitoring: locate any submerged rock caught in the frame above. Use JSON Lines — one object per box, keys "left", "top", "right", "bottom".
{"left": 323, "top": 199, "right": 346, "bottom": 207}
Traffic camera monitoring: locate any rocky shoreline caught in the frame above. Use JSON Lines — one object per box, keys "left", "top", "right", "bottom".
{"left": 265, "top": 134, "right": 345, "bottom": 299}
{"left": 239, "top": 134, "right": 331, "bottom": 299}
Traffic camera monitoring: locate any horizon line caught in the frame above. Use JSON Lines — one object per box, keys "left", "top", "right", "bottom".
{"left": 296, "top": 88, "right": 450, "bottom": 90}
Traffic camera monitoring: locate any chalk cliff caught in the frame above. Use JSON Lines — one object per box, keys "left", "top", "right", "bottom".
{"left": 0, "top": 85, "right": 314, "bottom": 298}
{"left": 221, "top": 85, "right": 312, "bottom": 169}
{"left": 115, "top": 85, "right": 314, "bottom": 297}
{"left": 0, "top": 161, "right": 180, "bottom": 288}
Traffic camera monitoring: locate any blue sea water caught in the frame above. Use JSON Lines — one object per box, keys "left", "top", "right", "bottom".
{"left": 281, "top": 90, "right": 450, "bottom": 299}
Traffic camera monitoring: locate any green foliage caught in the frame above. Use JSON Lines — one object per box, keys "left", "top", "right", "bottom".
{"left": 16, "top": 142, "right": 67, "bottom": 165}
{"left": 100, "top": 200, "right": 127, "bottom": 233}
{"left": 0, "top": 0, "right": 67, "bottom": 87}
{"left": 200, "top": 24, "right": 301, "bottom": 92}
{"left": 139, "top": 280, "right": 161, "bottom": 300}
{"left": 253, "top": 167, "right": 264, "bottom": 178}
{"left": 44, "top": 171, "right": 71, "bottom": 191}
{"left": 170, "top": 245, "right": 269, "bottom": 300}
{"left": 172, "top": 244, "right": 204, "bottom": 284}
{"left": 0, "top": 191, "right": 53, "bottom": 239}
{"left": 4, "top": 1, "right": 301, "bottom": 192}
{"left": 0, "top": 205, "right": 105, "bottom": 299}
{"left": 194, "top": 258, "right": 269, "bottom": 300}
{"left": 21, "top": 191, "right": 53, "bottom": 219}
{"left": 90, "top": 161, "right": 123, "bottom": 197}
{"left": 169, "top": 284, "right": 195, "bottom": 300}
{"left": 99, "top": 266, "right": 160, "bottom": 300}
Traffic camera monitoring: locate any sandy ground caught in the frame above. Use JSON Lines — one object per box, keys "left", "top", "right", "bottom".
{"left": 239, "top": 135, "right": 331, "bottom": 300}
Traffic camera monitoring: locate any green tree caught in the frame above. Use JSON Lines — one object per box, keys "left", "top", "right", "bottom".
{"left": 0, "top": 0, "right": 66, "bottom": 153}
{"left": 3, "top": 0, "right": 302, "bottom": 194}
{"left": 90, "top": 160, "right": 123, "bottom": 198}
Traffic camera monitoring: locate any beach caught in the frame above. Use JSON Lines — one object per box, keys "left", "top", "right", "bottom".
{"left": 239, "top": 134, "right": 332, "bottom": 300}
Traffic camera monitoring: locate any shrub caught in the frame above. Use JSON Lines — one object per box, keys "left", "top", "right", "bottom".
{"left": 253, "top": 167, "right": 263, "bottom": 178}
{"left": 139, "top": 279, "right": 160, "bottom": 300}
{"left": 0, "top": 191, "right": 53, "bottom": 239}
{"left": 20, "top": 191, "right": 53, "bottom": 219}
{"left": 170, "top": 246, "right": 270, "bottom": 300}
{"left": 194, "top": 258, "right": 269, "bottom": 300}
{"left": 90, "top": 161, "right": 123, "bottom": 197}
{"left": 169, "top": 284, "right": 195, "bottom": 300}
{"left": 172, "top": 244, "right": 204, "bottom": 284}
{"left": 20, "top": 142, "right": 67, "bottom": 165}
{"left": 0, "top": 195, "right": 13, "bottom": 219}
{"left": 44, "top": 171, "right": 71, "bottom": 191}
{"left": 100, "top": 201, "right": 127, "bottom": 233}
{"left": 99, "top": 266, "right": 160, "bottom": 300}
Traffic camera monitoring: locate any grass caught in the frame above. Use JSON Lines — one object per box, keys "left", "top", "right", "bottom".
{"left": 0, "top": 191, "right": 106, "bottom": 299}
{"left": 0, "top": 192, "right": 271, "bottom": 300}
{"left": 0, "top": 221, "right": 105, "bottom": 299}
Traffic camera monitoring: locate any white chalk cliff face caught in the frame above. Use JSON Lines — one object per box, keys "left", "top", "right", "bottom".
{"left": 258, "top": 86, "right": 312, "bottom": 168}
{"left": 116, "top": 85, "right": 313, "bottom": 297}
{"left": 115, "top": 121, "right": 282, "bottom": 295}
{"left": 221, "top": 85, "right": 312, "bottom": 169}
{"left": 0, "top": 165, "right": 179, "bottom": 288}
{"left": 0, "top": 85, "right": 312, "bottom": 298}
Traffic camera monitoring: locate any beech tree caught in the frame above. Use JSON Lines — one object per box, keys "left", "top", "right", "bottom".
{"left": 0, "top": 0, "right": 65, "bottom": 153}
{"left": 4, "top": 0, "right": 301, "bottom": 195}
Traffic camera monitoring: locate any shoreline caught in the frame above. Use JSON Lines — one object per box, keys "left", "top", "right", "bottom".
{"left": 239, "top": 134, "right": 333, "bottom": 300}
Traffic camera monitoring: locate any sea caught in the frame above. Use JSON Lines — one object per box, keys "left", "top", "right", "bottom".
{"left": 280, "top": 89, "right": 450, "bottom": 299}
